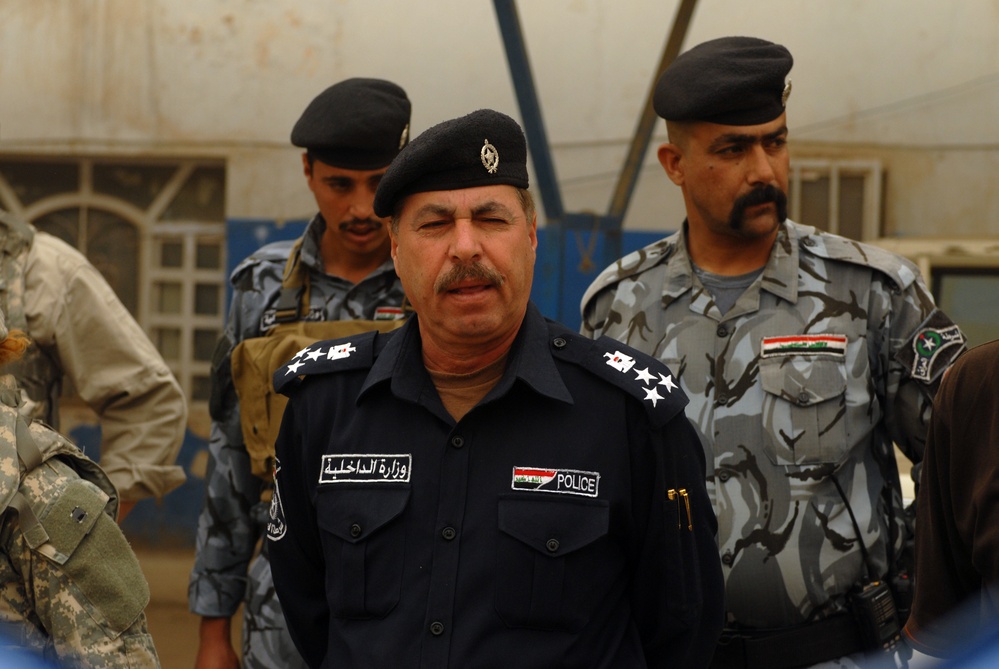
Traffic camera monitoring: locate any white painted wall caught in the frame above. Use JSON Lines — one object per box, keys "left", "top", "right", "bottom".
{"left": 1, "top": 0, "right": 998, "bottom": 236}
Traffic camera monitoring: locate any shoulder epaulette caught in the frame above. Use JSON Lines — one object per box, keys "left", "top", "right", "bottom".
{"left": 580, "top": 235, "right": 677, "bottom": 308}
{"left": 274, "top": 329, "right": 385, "bottom": 395}
{"left": 799, "top": 229, "right": 919, "bottom": 292}
{"left": 548, "top": 325, "right": 688, "bottom": 428}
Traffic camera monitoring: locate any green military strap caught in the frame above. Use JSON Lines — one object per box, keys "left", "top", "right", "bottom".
{"left": 7, "top": 417, "right": 50, "bottom": 547}
{"left": 14, "top": 417, "right": 42, "bottom": 471}
{"left": 6, "top": 491, "right": 48, "bottom": 549}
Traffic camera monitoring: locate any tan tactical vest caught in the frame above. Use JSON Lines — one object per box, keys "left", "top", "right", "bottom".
{"left": 230, "top": 237, "right": 406, "bottom": 483}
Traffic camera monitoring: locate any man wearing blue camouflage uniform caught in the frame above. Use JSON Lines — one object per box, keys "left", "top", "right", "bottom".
{"left": 581, "top": 36, "right": 966, "bottom": 668}
{"left": 0, "top": 307, "right": 160, "bottom": 668}
{"left": 189, "top": 78, "right": 411, "bottom": 669}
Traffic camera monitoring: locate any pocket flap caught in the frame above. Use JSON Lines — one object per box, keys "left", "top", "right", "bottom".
{"left": 498, "top": 495, "right": 609, "bottom": 557}
{"left": 36, "top": 479, "right": 107, "bottom": 565}
{"left": 317, "top": 487, "right": 410, "bottom": 544}
{"left": 759, "top": 356, "right": 846, "bottom": 406}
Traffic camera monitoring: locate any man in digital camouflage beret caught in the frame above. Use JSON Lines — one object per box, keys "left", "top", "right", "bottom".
{"left": 581, "top": 35, "right": 967, "bottom": 668}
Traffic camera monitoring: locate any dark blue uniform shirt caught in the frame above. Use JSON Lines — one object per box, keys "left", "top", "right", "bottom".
{"left": 268, "top": 303, "right": 723, "bottom": 668}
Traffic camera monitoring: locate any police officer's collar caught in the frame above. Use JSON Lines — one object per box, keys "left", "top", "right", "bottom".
{"left": 664, "top": 221, "right": 799, "bottom": 307}
{"left": 361, "top": 303, "right": 572, "bottom": 412}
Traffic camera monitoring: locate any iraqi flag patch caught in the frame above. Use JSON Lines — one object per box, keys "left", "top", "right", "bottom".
{"left": 511, "top": 467, "right": 600, "bottom": 497}
{"left": 761, "top": 334, "right": 847, "bottom": 358}
{"left": 374, "top": 306, "right": 405, "bottom": 321}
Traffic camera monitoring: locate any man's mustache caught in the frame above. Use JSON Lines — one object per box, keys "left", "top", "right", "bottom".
{"left": 434, "top": 262, "right": 504, "bottom": 295}
{"left": 729, "top": 185, "right": 788, "bottom": 228}
{"left": 338, "top": 219, "right": 384, "bottom": 233}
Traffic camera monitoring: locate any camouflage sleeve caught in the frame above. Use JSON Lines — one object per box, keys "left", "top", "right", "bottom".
{"left": 1, "top": 459, "right": 159, "bottom": 668}
{"left": 580, "top": 284, "right": 615, "bottom": 339}
{"left": 189, "top": 282, "right": 266, "bottom": 618}
{"left": 878, "top": 273, "right": 965, "bottom": 464}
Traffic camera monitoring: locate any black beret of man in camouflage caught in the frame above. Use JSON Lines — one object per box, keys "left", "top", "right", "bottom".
{"left": 581, "top": 35, "right": 967, "bottom": 668}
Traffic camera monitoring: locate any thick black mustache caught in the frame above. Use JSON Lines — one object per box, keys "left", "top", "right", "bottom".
{"left": 729, "top": 185, "right": 788, "bottom": 228}
{"left": 338, "top": 219, "right": 383, "bottom": 233}
{"left": 434, "top": 262, "right": 504, "bottom": 295}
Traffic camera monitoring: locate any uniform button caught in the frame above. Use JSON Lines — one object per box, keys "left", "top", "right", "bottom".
{"left": 451, "top": 436, "right": 464, "bottom": 449}
{"left": 718, "top": 471, "right": 730, "bottom": 483}
{"left": 546, "top": 538, "right": 560, "bottom": 553}
{"left": 803, "top": 237, "right": 815, "bottom": 247}
{"left": 441, "top": 527, "right": 457, "bottom": 541}
{"left": 430, "top": 621, "right": 445, "bottom": 636}
{"left": 349, "top": 523, "right": 362, "bottom": 538}
{"left": 716, "top": 325, "right": 729, "bottom": 338}
{"left": 552, "top": 336, "right": 568, "bottom": 349}
{"left": 715, "top": 393, "right": 728, "bottom": 406}
{"left": 797, "top": 392, "right": 810, "bottom": 406}
{"left": 721, "top": 550, "right": 734, "bottom": 566}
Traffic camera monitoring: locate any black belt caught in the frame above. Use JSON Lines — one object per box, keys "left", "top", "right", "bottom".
{"left": 710, "top": 614, "right": 864, "bottom": 669}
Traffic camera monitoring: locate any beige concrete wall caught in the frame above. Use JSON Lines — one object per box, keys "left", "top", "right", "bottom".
{"left": 1, "top": 0, "right": 997, "bottom": 237}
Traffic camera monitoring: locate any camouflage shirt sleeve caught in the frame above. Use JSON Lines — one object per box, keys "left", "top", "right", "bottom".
{"left": 1, "top": 457, "right": 159, "bottom": 668}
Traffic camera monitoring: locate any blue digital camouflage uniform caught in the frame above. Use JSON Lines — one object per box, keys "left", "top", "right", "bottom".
{"left": 189, "top": 214, "right": 405, "bottom": 668}
{"left": 0, "top": 374, "right": 159, "bottom": 668}
{"left": 581, "top": 221, "right": 965, "bottom": 639}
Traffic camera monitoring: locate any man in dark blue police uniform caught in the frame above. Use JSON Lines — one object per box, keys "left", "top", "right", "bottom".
{"left": 267, "top": 108, "right": 724, "bottom": 668}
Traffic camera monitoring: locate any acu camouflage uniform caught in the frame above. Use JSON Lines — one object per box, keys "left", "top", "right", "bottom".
{"left": 581, "top": 220, "right": 966, "bottom": 631}
{"left": 0, "top": 377, "right": 157, "bottom": 666}
{"left": 189, "top": 214, "right": 405, "bottom": 669}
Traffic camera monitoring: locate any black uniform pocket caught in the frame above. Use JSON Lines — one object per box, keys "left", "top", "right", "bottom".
{"left": 494, "top": 494, "right": 610, "bottom": 632}
{"left": 316, "top": 486, "right": 409, "bottom": 619}
{"left": 759, "top": 355, "right": 848, "bottom": 465}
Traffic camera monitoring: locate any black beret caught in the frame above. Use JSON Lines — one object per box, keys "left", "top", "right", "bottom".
{"left": 653, "top": 36, "right": 793, "bottom": 125}
{"left": 373, "top": 109, "right": 529, "bottom": 218}
{"left": 291, "top": 77, "right": 411, "bottom": 170}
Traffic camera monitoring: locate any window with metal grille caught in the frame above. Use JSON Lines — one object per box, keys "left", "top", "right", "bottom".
{"left": 788, "top": 159, "right": 883, "bottom": 240}
{"left": 0, "top": 157, "right": 226, "bottom": 406}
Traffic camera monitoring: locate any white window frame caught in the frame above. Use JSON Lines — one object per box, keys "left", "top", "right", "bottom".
{"left": 789, "top": 159, "right": 883, "bottom": 241}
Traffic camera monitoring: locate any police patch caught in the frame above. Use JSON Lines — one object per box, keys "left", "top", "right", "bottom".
{"left": 319, "top": 454, "right": 411, "bottom": 484}
{"left": 511, "top": 467, "right": 600, "bottom": 498}
{"left": 911, "top": 325, "right": 964, "bottom": 382}
{"left": 761, "top": 334, "right": 847, "bottom": 358}
{"left": 260, "top": 306, "right": 324, "bottom": 331}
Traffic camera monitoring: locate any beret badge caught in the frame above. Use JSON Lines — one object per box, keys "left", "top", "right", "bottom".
{"left": 481, "top": 139, "right": 499, "bottom": 174}
{"left": 399, "top": 123, "right": 410, "bottom": 150}
{"left": 782, "top": 80, "right": 792, "bottom": 108}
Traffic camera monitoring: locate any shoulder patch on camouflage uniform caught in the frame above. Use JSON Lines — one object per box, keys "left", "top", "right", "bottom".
{"left": 799, "top": 228, "right": 918, "bottom": 292}
{"left": 548, "top": 326, "right": 688, "bottom": 428}
{"left": 580, "top": 235, "right": 678, "bottom": 308}
{"left": 896, "top": 310, "right": 966, "bottom": 384}
{"left": 273, "top": 329, "right": 384, "bottom": 395}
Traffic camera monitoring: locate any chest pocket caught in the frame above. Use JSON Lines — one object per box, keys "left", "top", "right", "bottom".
{"left": 494, "top": 495, "right": 610, "bottom": 632}
{"left": 759, "top": 355, "right": 848, "bottom": 466}
{"left": 316, "top": 487, "right": 409, "bottom": 619}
